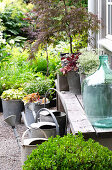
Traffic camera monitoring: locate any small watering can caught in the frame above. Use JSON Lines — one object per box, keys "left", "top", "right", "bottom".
{"left": 21, "top": 128, "right": 48, "bottom": 165}
{"left": 41, "top": 88, "right": 68, "bottom": 136}
{"left": 29, "top": 108, "right": 59, "bottom": 138}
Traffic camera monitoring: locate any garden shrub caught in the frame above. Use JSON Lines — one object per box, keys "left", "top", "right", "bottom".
{"left": 0, "top": 46, "right": 55, "bottom": 93}
{"left": 23, "top": 133, "right": 112, "bottom": 170}
{"left": 31, "top": 47, "right": 61, "bottom": 76}
{"left": 23, "top": 78, "right": 54, "bottom": 95}
{"left": 78, "top": 48, "right": 100, "bottom": 75}
{"left": 0, "top": 46, "right": 40, "bottom": 90}
{"left": 0, "top": 0, "right": 33, "bottom": 43}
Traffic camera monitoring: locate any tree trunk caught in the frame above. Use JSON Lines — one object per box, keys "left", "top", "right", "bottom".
{"left": 45, "top": 44, "right": 49, "bottom": 76}
{"left": 69, "top": 35, "right": 73, "bottom": 54}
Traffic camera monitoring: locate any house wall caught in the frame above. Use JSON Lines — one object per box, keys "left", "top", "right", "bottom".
{"left": 88, "top": 0, "right": 112, "bottom": 68}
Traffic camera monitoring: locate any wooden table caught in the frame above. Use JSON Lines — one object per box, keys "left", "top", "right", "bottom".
{"left": 56, "top": 89, "right": 112, "bottom": 150}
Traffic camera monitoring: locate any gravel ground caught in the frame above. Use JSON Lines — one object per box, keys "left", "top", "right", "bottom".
{"left": 0, "top": 107, "right": 57, "bottom": 170}
{"left": 0, "top": 112, "right": 26, "bottom": 170}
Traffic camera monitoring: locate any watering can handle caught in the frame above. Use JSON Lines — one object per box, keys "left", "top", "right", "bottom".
{"left": 36, "top": 108, "right": 59, "bottom": 135}
{"left": 44, "top": 88, "right": 68, "bottom": 116}
{"left": 21, "top": 128, "right": 48, "bottom": 144}
{"left": 44, "top": 88, "right": 68, "bottom": 135}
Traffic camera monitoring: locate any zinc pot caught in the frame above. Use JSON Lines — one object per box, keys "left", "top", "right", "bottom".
{"left": 2, "top": 99, "right": 24, "bottom": 123}
{"left": 40, "top": 110, "right": 66, "bottom": 136}
{"left": 0, "top": 98, "right": 3, "bottom": 112}
{"left": 67, "top": 71, "right": 81, "bottom": 94}
{"left": 21, "top": 129, "right": 48, "bottom": 165}
{"left": 57, "top": 73, "right": 69, "bottom": 91}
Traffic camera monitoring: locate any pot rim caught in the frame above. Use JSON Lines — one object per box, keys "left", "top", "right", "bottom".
{"left": 2, "top": 98, "right": 23, "bottom": 102}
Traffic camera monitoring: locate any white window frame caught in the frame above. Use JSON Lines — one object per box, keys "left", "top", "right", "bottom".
{"left": 106, "top": 0, "right": 112, "bottom": 40}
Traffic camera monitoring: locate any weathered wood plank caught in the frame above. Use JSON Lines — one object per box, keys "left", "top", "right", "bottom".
{"left": 55, "top": 80, "right": 112, "bottom": 137}
{"left": 61, "top": 92, "right": 95, "bottom": 134}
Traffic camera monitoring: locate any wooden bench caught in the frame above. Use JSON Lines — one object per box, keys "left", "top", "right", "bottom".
{"left": 55, "top": 81, "right": 112, "bottom": 150}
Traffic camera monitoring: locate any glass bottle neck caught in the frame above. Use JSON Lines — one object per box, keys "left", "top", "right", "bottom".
{"left": 99, "top": 56, "right": 109, "bottom": 69}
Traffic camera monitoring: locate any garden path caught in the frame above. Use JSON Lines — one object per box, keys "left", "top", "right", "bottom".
{"left": 0, "top": 112, "right": 26, "bottom": 170}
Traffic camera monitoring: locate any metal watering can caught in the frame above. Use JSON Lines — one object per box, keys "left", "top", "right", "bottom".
{"left": 29, "top": 108, "right": 59, "bottom": 138}
{"left": 21, "top": 108, "right": 59, "bottom": 165}
{"left": 23, "top": 100, "right": 50, "bottom": 127}
{"left": 40, "top": 110, "right": 66, "bottom": 137}
{"left": 42, "top": 88, "right": 68, "bottom": 136}
{"left": 21, "top": 128, "right": 48, "bottom": 165}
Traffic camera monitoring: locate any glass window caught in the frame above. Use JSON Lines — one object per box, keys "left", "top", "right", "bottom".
{"left": 107, "top": 0, "right": 112, "bottom": 36}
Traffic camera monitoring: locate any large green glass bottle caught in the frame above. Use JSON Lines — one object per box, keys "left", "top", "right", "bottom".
{"left": 82, "top": 55, "right": 112, "bottom": 128}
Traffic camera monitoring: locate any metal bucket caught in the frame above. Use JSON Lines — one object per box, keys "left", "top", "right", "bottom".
{"left": 2, "top": 99, "right": 24, "bottom": 123}
{"left": 40, "top": 110, "right": 66, "bottom": 136}
{"left": 21, "top": 129, "right": 48, "bottom": 165}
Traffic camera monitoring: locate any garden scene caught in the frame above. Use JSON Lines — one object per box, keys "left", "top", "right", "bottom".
{"left": 0, "top": 0, "right": 112, "bottom": 169}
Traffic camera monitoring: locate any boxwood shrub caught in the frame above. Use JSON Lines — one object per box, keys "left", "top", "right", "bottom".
{"left": 23, "top": 133, "right": 112, "bottom": 170}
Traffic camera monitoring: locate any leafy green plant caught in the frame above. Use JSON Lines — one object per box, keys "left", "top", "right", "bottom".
{"left": 0, "top": 0, "right": 33, "bottom": 44}
{"left": 78, "top": 48, "right": 100, "bottom": 75}
{"left": 1, "top": 88, "right": 27, "bottom": 100}
{"left": 23, "top": 133, "right": 112, "bottom": 170}
{"left": 23, "top": 78, "right": 54, "bottom": 95}
{"left": 30, "top": 46, "right": 61, "bottom": 76}
{"left": 0, "top": 47, "right": 32, "bottom": 90}
{"left": 0, "top": 81, "right": 3, "bottom": 95}
{"left": 0, "top": 45, "right": 57, "bottom": 92}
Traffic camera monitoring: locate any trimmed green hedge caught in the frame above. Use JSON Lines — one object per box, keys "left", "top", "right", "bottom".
{"left": 23, "top": 133, "right": 112, "bottom": 170}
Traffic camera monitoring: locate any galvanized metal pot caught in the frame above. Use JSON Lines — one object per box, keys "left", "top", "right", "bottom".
{"left": 2, "top": 99, "right": 24, "bottom": 123}
{"left": 67, "top": 71, "right": 81, "bottom": 94}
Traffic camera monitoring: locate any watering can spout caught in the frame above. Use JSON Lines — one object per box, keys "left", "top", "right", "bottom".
{"left": 4, "top": 115, "right": 16, "bottom": 127}
{"left": 4, "top": 115, "right": 21, "bottom": 149}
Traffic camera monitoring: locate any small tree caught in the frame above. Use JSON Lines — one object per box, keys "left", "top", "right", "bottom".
{"left": 25, "top": 0, "right": 100, "bottom": 75}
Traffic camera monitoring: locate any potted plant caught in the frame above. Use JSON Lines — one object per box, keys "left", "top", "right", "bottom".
{"left": 59, "top": 52, "right": 81, "bottom": 94}
{"left": 77, "top": 48, "right": 99, "bottom": 84}
{"left": 22, "top": 92, "right": 50, "bottom": 126}
{"left": 24, "top": 0, "right": 100, "bottom": 75}
{"left": 23, "top": 78, "right": 55, "bottom": 107}
{"left": 1, "top": 88, "right": 27, "bottom": 123}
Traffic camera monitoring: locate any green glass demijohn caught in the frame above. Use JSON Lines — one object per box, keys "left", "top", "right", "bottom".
{"left": 82, "top": 55, "right": 112, "bottom": 128}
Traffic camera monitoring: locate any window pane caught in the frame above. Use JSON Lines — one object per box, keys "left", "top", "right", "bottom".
{"left": 111, "top": 5, "right": 112, "bottom": 34}
{"left": 108, "top": 5, "right": 110, "bottom": 34}
{"left": 108, "top": 0, "right": 110, "bottom": 2}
